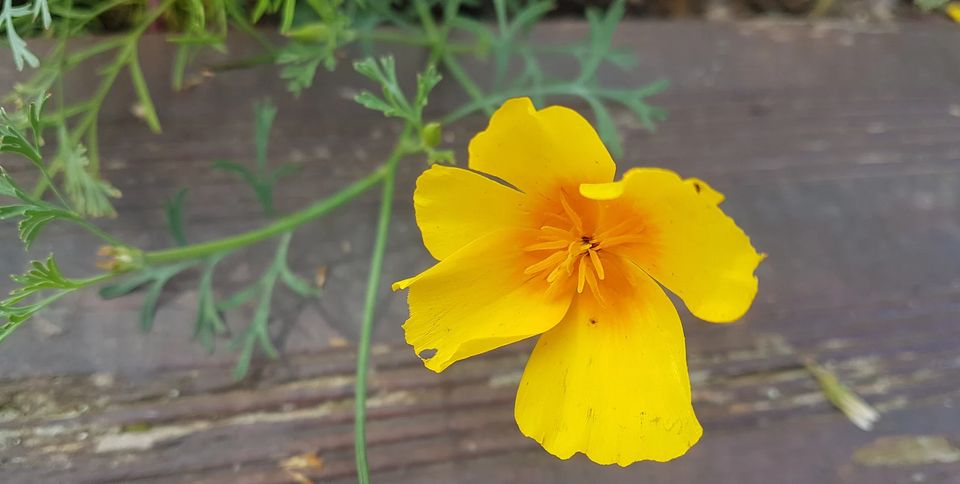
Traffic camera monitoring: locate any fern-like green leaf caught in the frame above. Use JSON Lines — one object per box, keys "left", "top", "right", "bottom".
{"left": 1, "top": 255, "right": 104, "bottom": 344}
{"left": 0, "top": 168, "right": 76, "bottom": 249}
{"left": 59, "top": 131, "right": 121, "bottom": 218}
{"left": 1, "top": 1, "right": 40, "bottom": 71}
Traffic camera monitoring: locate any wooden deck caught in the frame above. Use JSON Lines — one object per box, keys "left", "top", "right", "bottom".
{"left": 1, "top": 21, "right": 959, "bottom": 483}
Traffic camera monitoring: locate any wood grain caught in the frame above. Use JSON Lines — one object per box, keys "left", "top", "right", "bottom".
{"left": 1, "top": 21, "right": 959, "bottom": 483}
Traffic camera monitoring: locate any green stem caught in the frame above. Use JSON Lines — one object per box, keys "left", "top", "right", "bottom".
{"left": 367, "top": 29, "right": 433, "bottom": 46}
{"left": 40, "top": 4, "right": 73, "bottom": 211}
{"left": 208, "top": 54, "right": 276, "bottom": 72}
{"left": 442, "top": 54, "right": 492, "bottom": 116}
{"left": 412, "top": 0, "right": 440, "bottom": 43}
{"left": 353, "top": 136, "right": 403, "bottom": 484}
{"left": 494, "top": 0, "right": 509, "bottom": 33}
{"left": 442, "top": 85, "right": 554, "bottom": 124}
{"left": 411, "top": 0, "right": 490, "bottom": 116}
{"left": 442, "top": 82, "right": 622, "bottom": 124}
{"left": 36, "top": 162, "right": 69, "bottom": 208}
{"left": 226, "top": 2, "right": 277, "bottom": 55}
{"left": 68, "top": 217, "right": 125, "bottom": 247}
{"left": 441, "top": 79, "right": 670, "bottom": 126}
{"left": 143, "top": 166, "right": 387, "bottom": 265}
{"left": 50, "top": 0, "right": 139, "bottom": 21}
{"left": 75, "top": 271, "right": 119, "bottom": 288}
{"left": 39, "top": 102, "right": 91, "bottom": 127}
{"left": 365, "top": 30, "right": 475, "bottom": 54}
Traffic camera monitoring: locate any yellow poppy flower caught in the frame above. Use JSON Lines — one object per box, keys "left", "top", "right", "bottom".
{"left": 392, "top": 97, "right": 764, "bottom": 466}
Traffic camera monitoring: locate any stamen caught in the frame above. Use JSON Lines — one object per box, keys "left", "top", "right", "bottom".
{"left": 588, "top": 249, "right": 605, "bottom": 280}
{"left": 523, "top": 192, "right": 642, "bottom": 299}
{"left": 547, "top": 264, "right": 566, "bottom": 283}
{"left": 577, "top": 257, "right": 587, "bottom": 293}
{"left": 523, "top": 240, "right": 569, "bottom": 252}
{"left": 564, "top": 241, "right": 582, "bottom": 273}
{"left": 584, "top": 268, "right": 606, "bottom": 307}
{"left": 524, "top": 251, "right": 567, "bottom": 275}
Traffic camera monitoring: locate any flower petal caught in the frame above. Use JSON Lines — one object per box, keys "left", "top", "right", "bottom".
{"left": 396, "top": 229, "right": 574, "bottom": 372}
{"left": 580, "top": 168, "right": 763, "bottom": 323}
{"left": 468, "top": 98, "right": 615, "bottom": 198}
{"left": 515, "top": 262, "right": 702, "bottom": 465}
{"left": 413, "top": 165, "right": 531, "bottom": 260}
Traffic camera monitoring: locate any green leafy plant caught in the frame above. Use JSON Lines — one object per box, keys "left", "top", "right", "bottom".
{"left": 97, "top": 99, "right": 318, "bottom": 379}
{"left": 440, "top": 0, "right": 668, "bottom": 157}
{"left": 0, "top": 254, "right": 116, "bottom": 343}
{"left": 915, "top": 0, "right": 950, "bottom": 10}
{"left": 1, "top": 0, "right": 50, "bottom": 70}
{"left": 0, "top": 96, "right": 122, "bottom": 248}
{"left": 212, "top": 99, "right": 299, "bottom": 217}
{"left": 355, "top": 57, "right": 453, "bottom": 163}
{"left": 0, "top": 167, "right": 74, "bottom": 248}
{"left": 0, "top": 1, "right": 668, "bottom": 481}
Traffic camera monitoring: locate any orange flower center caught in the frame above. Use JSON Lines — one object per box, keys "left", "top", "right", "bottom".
{"left": 522, "top": 192, "right": 646, "bottom": 302}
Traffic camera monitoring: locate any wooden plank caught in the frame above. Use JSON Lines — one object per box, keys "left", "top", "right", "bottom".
{"left": 1, "top": 20, "right": 959, "bottom": 483}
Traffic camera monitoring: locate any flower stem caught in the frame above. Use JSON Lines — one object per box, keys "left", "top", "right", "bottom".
{"left": 353, "top": 137, "right": 405, "bottom": 484}
{"left": 143, "top": 166, "right": 387, "bottom": 265}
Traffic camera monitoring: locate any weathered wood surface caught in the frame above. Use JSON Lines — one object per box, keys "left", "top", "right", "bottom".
{"left": 1, "top": 21, "right": 960, "bottom": 483}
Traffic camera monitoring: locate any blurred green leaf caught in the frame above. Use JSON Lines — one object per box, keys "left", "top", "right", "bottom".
{"left": 278, "top": 43, "right": 326, "bottom": 94}
{"left": 254, "top": 99, "right": 278, "bottom": 172}
{"left": 195, "top": 255, "right": 228, "bottom": 352}
{"left": 585, "top": 97, "right": 622, "bottom": 165}
{"left": 165, "top": 188, "right": 189, "bottom": 247}
{"left": 59, "top": 128, "right": 121, "bottom": 218}
{"left": 212, "top": 99, "right": 295, "bottom": 218}
{"left": 99, "top": 261, "right": 196, "bottom": 331}
{"left": 128, "top": 49, "right": 163, "bottom": 134}
{"left": 439, "top": 0, "right": 667, "bottom": 158}
{"left": 916, "top": 0, "right": 950, "bottom": 10}
{"left": 1, "top": 0, "right": 42, "bottom": 71}
{"left": 102, "top": 104, "right": 320, "bottom": 379}
{"left": 226, "top": 232, "right": 316, "bottom": 379}
{"left": 32, "top": 0, "right": 50, "bottom": 29}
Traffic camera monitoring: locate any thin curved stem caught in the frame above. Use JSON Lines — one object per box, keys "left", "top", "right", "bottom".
{"left": 143, "top": 166, "right": 387, "bottom": 265}
{"left": 353, "top": 133, "right": 407, "bottom": 484}
{"left": 68, "top": 217, "right": 125, "bottom": 246}
{"left": 75, "top": 270, "right": 120, "bottom": 287}
{"left": 441, "top": 53, "right": 493, "bottom": 117}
